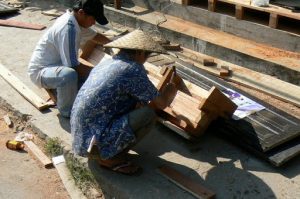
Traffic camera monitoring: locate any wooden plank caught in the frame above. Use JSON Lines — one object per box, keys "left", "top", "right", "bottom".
{"left": 3, "top": 115, "right": 13, "bottom": 128}
{"left": 0, "top": 63, "right": 49, "bottom": 110}
{"left": 0, "top": 19, "right": 46, "bottom": 30}
{"left": 158, "top": 165, "right": 216, "bottom": 199}
{"left": 25, "top": 141, "right": 53, "bottom": 168}
{"left": 175, "top": 48, "right": 300, "bottom": 108}
{"left": 269, "top": 13, "right": 279, "bottom": 29}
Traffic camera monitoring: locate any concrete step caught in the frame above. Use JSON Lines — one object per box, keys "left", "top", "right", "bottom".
{"left": 103, "top": 5, "right": 300, "bottom": 86}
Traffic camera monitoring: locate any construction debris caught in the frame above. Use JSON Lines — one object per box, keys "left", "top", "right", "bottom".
{"left": 3, "top": 114, "right": 13, "bottom": 128}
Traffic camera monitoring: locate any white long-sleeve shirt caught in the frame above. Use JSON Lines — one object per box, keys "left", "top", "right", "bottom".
{"left": 28, "top": 10, "right": 96, "bottom": 87}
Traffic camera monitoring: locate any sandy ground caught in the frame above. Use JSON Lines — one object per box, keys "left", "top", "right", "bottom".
{"left": 0, "top": 108, "right": 70, "bottom": 199}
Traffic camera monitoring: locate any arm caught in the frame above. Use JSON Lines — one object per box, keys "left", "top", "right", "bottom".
{"left": 149, "top": 82, "right": 177, "bottom": 110}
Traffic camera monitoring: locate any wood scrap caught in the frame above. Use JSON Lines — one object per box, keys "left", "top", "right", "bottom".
{"left": 202, "top": 58, "right": 216, "bottom": 66}
{"left": 0, "top": 19, "right": 46, "bottom": 30}
{"left": 3, "top": 115, "right": 13, "bottom": 128}
{"left": 25, "top": 141, "right": 53, "bottom": 168}
{"left": 219, "top": 65, "right": 231, "bottom": 77}
{"left": 157, "top": 165, "right": 216, "bottom": 199}
{"left": 0, "top": 63, "right": 50, "bottom": 110}
{"left": 161, "top": 43, "right": 181, "bottom": 51}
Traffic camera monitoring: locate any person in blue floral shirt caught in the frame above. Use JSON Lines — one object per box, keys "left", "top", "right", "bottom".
{"left": 71, "top": 30, "right": 177, "bottom": 175}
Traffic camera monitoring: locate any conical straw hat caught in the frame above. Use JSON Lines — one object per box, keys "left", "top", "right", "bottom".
{"left": 104, "top": 29, "right": 167, "bottom": 54}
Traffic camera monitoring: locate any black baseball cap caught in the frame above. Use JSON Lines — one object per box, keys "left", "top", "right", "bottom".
{"left": 74, "top": 0, "right": 108, "bottom": 25}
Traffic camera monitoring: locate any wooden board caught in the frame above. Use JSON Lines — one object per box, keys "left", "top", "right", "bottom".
{"left": 0, "top": 19, "right": 46, "bottom": 30}
{"left": 0, "top": 63, "right": 50, "bottom": 110}
{"left": 25, "top": 141, "right": 53, "bottom": 168}
{"left": 174, "top": 48, "right": 300, "bottom": 108}
{"left": 158, "top": 165, "right": 216, "bottom": 199}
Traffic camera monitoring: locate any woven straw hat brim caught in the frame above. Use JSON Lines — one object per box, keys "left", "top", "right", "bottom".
{"left": 104, "top": 30, "right": 167, "bottom": 54}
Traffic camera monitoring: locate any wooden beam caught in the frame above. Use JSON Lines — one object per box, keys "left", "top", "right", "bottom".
{"left": 0, "top": 19, "right": 46, "bottom": 30}
{"left": 208, "top": 0, "right": 217, "bottom": 12}
{"left": 269, "top": 13, "right": 279, "bottom": 29}
{"left": 114, "top": 0, "right": 121, "bottom": 9}
{"left": 0, "top": 63, "right": 50, "bottom": 110}
{"left": 235, "top": 5, "right": 244, "bottom": 20}
{"left": 158, "top": 165, "right": 216, "bottom": 199}
{"left": 182, "top": 0, "right": 191, "bottom": 6}
{"left": 25, "top": 141, "right": 53, "bottom": 168}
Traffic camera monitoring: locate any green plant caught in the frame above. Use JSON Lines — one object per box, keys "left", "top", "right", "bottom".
{"left": 65, "top": 153, "right": 95, "bottom": 193}
{"left": 44, "top": 137, "right": 63, "bottom": 157}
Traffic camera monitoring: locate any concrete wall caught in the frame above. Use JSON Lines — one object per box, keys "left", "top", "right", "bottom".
{"left": 104, "top": 6, "right": 300, "bottom": 85}
{"left": 122, "top": 0, "right": 300, "bottom": 52}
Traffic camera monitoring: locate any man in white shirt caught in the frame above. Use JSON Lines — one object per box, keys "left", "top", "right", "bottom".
{"left": 28, "top": 0, "right": 109, "bottom": 117}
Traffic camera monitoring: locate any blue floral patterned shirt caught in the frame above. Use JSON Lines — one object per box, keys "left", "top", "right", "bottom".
{"left": 70, "top": 53, "right": 159, "bottom": 159}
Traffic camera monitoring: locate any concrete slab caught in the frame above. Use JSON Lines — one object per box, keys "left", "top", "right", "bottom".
{"left": 0, "top": 1, "right": 300, "bottom": 199}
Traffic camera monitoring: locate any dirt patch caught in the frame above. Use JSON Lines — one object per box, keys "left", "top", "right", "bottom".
{"left": 0, "top": 108, "right": 70, "bottom": 199}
